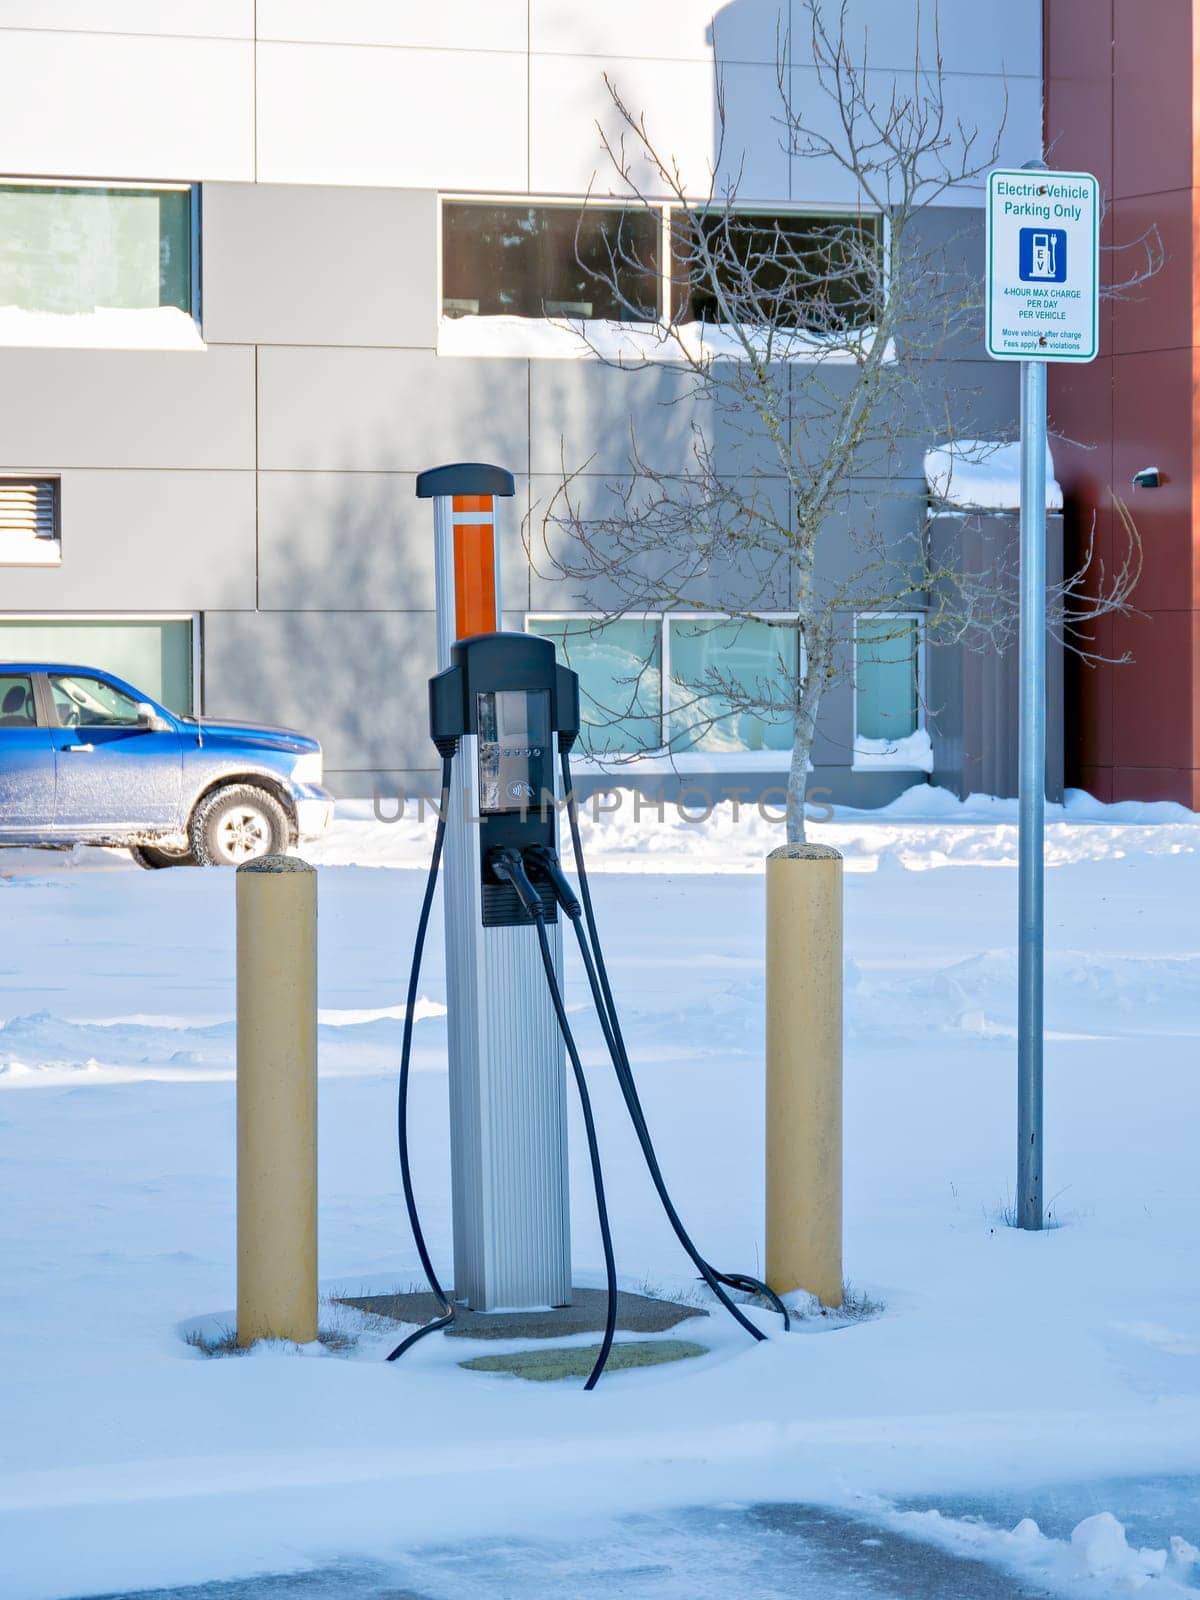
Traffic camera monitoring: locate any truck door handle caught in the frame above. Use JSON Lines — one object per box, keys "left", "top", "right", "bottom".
{"left": 64, "top": 743, "right": 94, "bottom": 753}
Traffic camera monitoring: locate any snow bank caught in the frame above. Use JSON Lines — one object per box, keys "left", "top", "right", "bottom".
{"left": 924, "top": 437, "right": 1063, "bottom": 511}
{"left": 296, "top": 782, "right": 1200, "bottom": 876}
{"left": 889, "top": 1506, "right": 1198, "bottom": 1596}
{"left": 0, "top": 304, "right": 205, "bottom": 349}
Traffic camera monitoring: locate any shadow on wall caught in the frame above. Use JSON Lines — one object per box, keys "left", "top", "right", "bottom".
{"left": 201, "top": 6, "right": 1024, "bottom": 801}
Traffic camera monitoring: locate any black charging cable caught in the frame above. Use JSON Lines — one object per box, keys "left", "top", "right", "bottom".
{"left": 547, "top": 746, "right": 791, "bottom": 1337}
{"left": 387, "top": 748, "right": 458, "bottom": 1364}
{"left": 490, "top": 846, "right": 619, "bottom": 1391}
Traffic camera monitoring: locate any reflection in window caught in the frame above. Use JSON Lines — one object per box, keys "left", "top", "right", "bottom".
{"left": 855, "top": 615, "right": 920, "bottom": 741}
{"left": 0, "top": 618, "right": 193, "bottom": 713}
{"left": 528, "top": 617, "right": 662, "bottom": 754}
{"left": 0, "top": 185, "right": 192, "bottom": 315}
{"left": 667, "top": 617, "right": 796, "bottom": 753}
{"left": 672, "top": 211, "right": 882, "bottom": 331}
{"left": 50, "top": 673, "right": 143, "bottom": 729}
{"left": 442, "top": 202, "right": 660, "bottom": 321}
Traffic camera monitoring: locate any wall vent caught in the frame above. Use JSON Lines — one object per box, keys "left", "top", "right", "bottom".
{"left": 0, "top": 477, "right": 58, "bottom": 541}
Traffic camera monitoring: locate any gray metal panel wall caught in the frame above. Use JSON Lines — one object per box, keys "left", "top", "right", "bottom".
{"left": 257, "top": 471, "right": 529, "bottom": 613}
{"left": 0, "top": 347, "right": 255, "bottom": 471}
{"left": 0, "top": 470, "right": 256, "bottom": 612}
{"left": 0, "top": 182, "right": 1024, "bottom": 804}
{"left": 202, "top": 183, "right": 438, "bottom": 348}
{"left": 927, "top": 510, "right": 1065, "bottom": 803}
{"left": 256, "top": 347, "right": 529, "bottom": 473}
{"left": 201, "top": 608, "right": 438, "bottom": 776}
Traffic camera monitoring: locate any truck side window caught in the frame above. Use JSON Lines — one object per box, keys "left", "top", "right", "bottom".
{"left": 49, "top": 674, "right": 141, "bottom": 728}
{"left": 0, "top": 673, "right": 35, "bottom": 728}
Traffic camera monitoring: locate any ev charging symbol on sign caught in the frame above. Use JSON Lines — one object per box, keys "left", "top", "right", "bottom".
{"left": 1019, "top": 228, "right": 1066, "bottom": 283}
{"left": 986, "top": 169, "right": 1099, "bottom": 362}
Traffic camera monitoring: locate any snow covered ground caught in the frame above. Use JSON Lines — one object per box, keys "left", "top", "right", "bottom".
{"left": 3, "top": 786, "right": 1200, "bottom": 1598}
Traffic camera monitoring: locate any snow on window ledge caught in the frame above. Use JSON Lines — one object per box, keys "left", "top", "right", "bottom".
{"left": 924, "top": 438, "right": 1062, "bottom": 513}
{"left": 852, "top": 728, "right": 934, "bottom": 773}
{"left": 0, "top": 532, "right": 61, "bottom": 567}
{"left": 0, "top": 306, "right": 205, "bottom": 351}
{"left": 568, "top": 748, "right": 794, "bottom": 775}
{"left": 437, "top": 314, "right": 893, "bottom": 365}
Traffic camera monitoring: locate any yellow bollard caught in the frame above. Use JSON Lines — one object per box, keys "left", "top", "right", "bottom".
{"left": 236, "top": 854, "right": 318, "bottom": 1346}
{"left": 765, "top": 843, "right": 843, "bottom": 1308}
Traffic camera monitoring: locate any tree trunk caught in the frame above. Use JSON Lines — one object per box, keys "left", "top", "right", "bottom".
{"left": 786, "top": 684, "right": 822, "bottom": 845}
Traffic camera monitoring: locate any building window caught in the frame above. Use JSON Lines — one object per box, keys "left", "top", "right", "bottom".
{"left": 527, "top": 613, "right": 796, "bottom": 758}
{"left": 0, "top": 183, "right": 194, "bottom": 316}
{"left": 0, "top": 181, "right": 200, "bottom": 348}
{"left": 439, "top": 197, "right": 884, "bottom": 358}
{"left": 665, "top": 616, "right": 796, "bottom": 753}
{"left": 672, "top": 210, "right": 883, "bottom": 331}
{"left": 443, "top": 200, "right": 664, "bottom": 321}
{"left": 0, "top": 477, "right": 60, "bottom": 566}
{"left": 527, "top": 616, "right": 663, "bottom": 754}
{"left": 0, "top": 617, "right": 196, "bottom": 714}
{"left": 853, "top": 612, "right": 927, "bottom": 768}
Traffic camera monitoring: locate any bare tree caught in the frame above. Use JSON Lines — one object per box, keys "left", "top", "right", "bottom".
{"left": 531, "top": 0, "right": 1149, "bottom": 841}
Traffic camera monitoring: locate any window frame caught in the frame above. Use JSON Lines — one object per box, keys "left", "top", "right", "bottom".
{"left": 0, "top": 176, "right": 201, "bottom": 324}
{"left": 438, "top": 193, "right": 887, "bottom": 347}
{"left": 526, "top": 609, "right": 802, "bottom": 767}
{"left": 851, "top": 609, "right": 926, "bottom": 766}
{"left": 0, "top": 611, "right": 201, "bottom": 716}
{"left": 668, "top": 203, "right": 888, "bottom": 332}
{"left": 438, "top": 191, "right": 666, "bottom": 325}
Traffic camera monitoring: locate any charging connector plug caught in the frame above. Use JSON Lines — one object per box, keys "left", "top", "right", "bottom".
{"left": 524, "top": 845, "right": 581, "bottom": 920}
{"left": 489, "top": 847, "right": 545, "bottom": 921}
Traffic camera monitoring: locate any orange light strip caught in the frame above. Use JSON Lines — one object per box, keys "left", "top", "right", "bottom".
{"left": 451, "top": 493, "right": 498, "bottom": 640}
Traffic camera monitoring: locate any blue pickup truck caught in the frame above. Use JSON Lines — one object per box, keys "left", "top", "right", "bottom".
{"left": 0, "top": 663, "right": 334, "bottom": 867}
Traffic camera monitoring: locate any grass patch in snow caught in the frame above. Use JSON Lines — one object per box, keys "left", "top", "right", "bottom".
{"left": 460, "top": 1338, "right": 708, "bottom": 1381}
{"left": 784, "top": 1281, "right": 886, "bottom": 1325}
{"left": 183, "top": 1298, "right": 365, "bottom": 1357}
{"left": 994, "top": 1190, "right": 1069, "bottom": 1231}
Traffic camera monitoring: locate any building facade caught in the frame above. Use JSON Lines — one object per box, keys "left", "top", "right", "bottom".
{"left": 0, "top": 3, "right": 1054, "bottom": 805}
{"left": 1045, "top": 0, "right": 1200, "bottom": 807}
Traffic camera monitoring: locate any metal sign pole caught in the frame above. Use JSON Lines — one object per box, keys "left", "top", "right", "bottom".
{"left": 987, "top": 158, "right": 1097, "bottom": 1233}
{"left": 1016, "top": 357, "right": 1047, "bottom": 1231}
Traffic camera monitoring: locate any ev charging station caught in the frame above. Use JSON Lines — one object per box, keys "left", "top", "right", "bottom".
{"left": 417, "top": 463, "right": 571, "bottom": 1313}
{"left": 394, "top": 461, "right": 789, "bottom": 1386}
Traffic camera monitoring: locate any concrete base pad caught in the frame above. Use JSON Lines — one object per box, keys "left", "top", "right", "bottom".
{"left": 339, "top": 1286, "right": 708, "bottom": 1341}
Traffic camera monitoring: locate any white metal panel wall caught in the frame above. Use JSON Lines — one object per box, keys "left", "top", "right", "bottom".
{"left": 0, "top": 1, "right": 1040, "bottom": 202}
{"left": 0, "top": 29, "right": 253, "bottom": 181}
{"left": 255, "top": 43, "right": 528, "bottom": 191}
{"left": 0, "top": 2, "right": 252, "bottom": 36}
{"left": 255, "top": 0, "right": 525, "bottom": 53}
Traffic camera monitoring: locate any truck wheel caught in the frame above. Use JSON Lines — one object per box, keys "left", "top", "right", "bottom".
{"left": 130, "top": 844, "right": 197, "bottom": 869}
{"left": 189, "top": 784, "right": 289, "bottom": 867}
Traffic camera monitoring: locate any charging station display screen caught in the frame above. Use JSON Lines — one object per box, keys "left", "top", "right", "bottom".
{"left": 477, "top": 690, "right": 550, "bottom": 813}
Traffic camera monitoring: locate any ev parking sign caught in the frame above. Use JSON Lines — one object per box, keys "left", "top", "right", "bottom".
{"left": 986, "top": 169, "right": 1099, "bottom": 362}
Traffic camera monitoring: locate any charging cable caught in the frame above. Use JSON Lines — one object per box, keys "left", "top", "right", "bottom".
{"left": 387, "top": 748, "right": 457, "bottom": 1363}
{"left": 548, "top": 746, "right": 791, "bottom": 1336}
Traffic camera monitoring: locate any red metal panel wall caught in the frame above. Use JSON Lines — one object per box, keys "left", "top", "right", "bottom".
{"left": 1045, "top": 0, "right": 1200, "bottom": 807}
